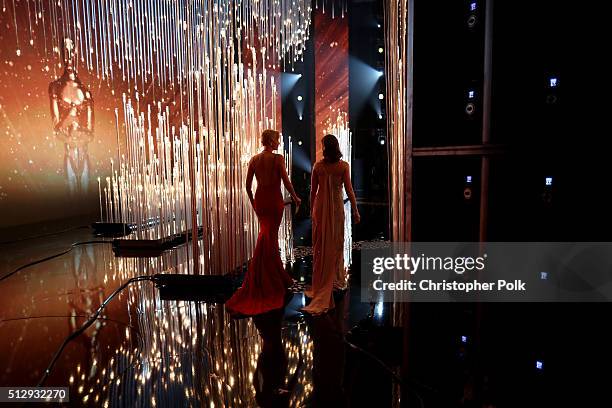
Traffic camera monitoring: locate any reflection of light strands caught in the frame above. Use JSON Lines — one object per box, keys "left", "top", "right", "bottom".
{"left": 64, "top": 245, "right": 313, "bottom": 406}
{"left": 323, "top": 111, "right": 352, "bottom": 271}
{"left": 384, "top": 1, "right": 411, "bottom": 377}
{"left": 384, "top": 0, "right": 411, "bottom": 242}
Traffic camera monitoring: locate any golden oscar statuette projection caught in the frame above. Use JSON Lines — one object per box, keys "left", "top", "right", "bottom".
{"left": 48, "top": 38, "right": 94, "bottom": 195}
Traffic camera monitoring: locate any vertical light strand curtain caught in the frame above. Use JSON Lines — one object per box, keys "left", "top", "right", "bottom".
{"left": 385, "top": 0, "right": 413, "bottom": 243}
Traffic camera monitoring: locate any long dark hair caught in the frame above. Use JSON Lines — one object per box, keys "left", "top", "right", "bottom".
{"left": 322, "top": 134, "right": 342, "bottom": 163}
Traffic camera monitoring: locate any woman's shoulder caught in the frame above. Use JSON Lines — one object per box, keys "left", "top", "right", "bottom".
{"left": 315, "top": 159, "right": 346, "bottom": 166}
{"left": 273, "top": 152, "right": 286, "bottom": 164}
{"left": 249, "top": 152, "right": 262, "bottom": 164}
{"left": 313, "top": 160, "right": 330, "bottom": 171}
{"left": 335, "top": 160, "right": 349, "bottom": 171}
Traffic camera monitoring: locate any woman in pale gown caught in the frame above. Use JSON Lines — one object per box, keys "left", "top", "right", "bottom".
{"left": 302, "top": 134, "right": 360, "bottom": 315}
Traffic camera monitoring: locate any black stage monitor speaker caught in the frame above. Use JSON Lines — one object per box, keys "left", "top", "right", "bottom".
{"left": 154, "top": 273, "right": 236, "bottom": 302}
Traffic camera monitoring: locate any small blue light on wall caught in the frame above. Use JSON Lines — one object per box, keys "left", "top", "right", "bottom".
{"left": 540, "top": 271, "right": 548, "bottom": 280}
{"left": 461, "top": 335, "right": 468, "bottom": 344}
{"left": 470, "top": 2, "right": 477, "bottom": 11}
{"left": 549, "top": 77, "right": 558, "bottom": 88}
{"left": 545, "top": 177, "right": 553, "bottom": 186}
{"left": 466, "top": 175, "right": 472, "bottom": 183}
{"left": 468, "top": 90, "right": 475, "bottom": 99}
{"left": 536, "top": 360, "right": 544, "bottom": 370}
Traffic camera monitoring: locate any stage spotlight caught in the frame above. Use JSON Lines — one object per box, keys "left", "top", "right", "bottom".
{"left": 379, "top": 137, "right": 385, "bottom": 146}
{"left": 540, "top": 272, "right": 548, "bottom": 280}
{"left": 545, "top": 177, "right": 553, "bottom": 186}
{"left": 378, "top": 47, "right": 384, "bottom": 54}
{"left": 378, "top": 114, "right": 383, "bottom": 119}
{"left": 466, "top": 175, "right": 472, "bottom": 183}
{"left": 470, "top": 2, "right": 477, "bottom": 11}
{"left": 378, "top": 93, "right": 384, "bottom": 100}
{"left": 536, "top": 360, "right": 544, "bottom": 370}
{"left": 461, "top": 335, "right": 468, "bottom": 343}
{"left": 299, "top": 115, "right": 303, "bottom": 120}
{"left": 351, "top": 57, "right": 387, "bottom": 113}
{"left": 377, "top": 23, "right": 381, "bottom": 28}
{"left": 468, "top": 90, "right": 475, "bottom": 99}
{"left": 281, "top": 72, "right": 302, "bottom": 101}
{"left": 297, "top": 140, "right": 303, "bottom": 146}
{"left": 297, "top": 95, "right": 303, "bottom": 101}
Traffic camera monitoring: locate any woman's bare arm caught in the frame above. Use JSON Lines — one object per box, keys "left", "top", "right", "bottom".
{"left": 245, "top": 157, "right": 256, "bottom": 210}
{"left": 278, "top": 154, "right": 301, "bottom": 205}
{"left": 342, "top": 162, "right": 360, "bottom": 223}
{"left": 310, "top": 164, "right": 319, "bottom": 217}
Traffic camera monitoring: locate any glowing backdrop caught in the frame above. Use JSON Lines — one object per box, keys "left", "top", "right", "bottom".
{"left": 0, "top": 1, "right": 312, "bottom": 275}
{"left": 313, "top": 5, "right": 352, "bottom": 269}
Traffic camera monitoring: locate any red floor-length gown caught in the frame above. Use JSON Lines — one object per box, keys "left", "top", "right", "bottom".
{"left": 225, "top": 153, "right": 293, "bottom": 316}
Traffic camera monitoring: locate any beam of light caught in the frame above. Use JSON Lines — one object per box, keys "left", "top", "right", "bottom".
{"left": 374, "top": 101, "right": 382, "bottom": 117}
{"left": 350, "top": 56, "right": 385, "bottom": 114}
{"left": 281, "top": 72, "right": 302, "bottom": 101}
{"left": 292, "top": 145, "right": 312, "bottom": 174}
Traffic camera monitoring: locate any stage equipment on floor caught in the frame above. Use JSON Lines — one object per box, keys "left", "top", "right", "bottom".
{"left": 153, "top": 273, "right": 235, "bottom": 302}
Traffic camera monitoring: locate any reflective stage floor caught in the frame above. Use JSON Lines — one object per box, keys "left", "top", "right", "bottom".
{"left": 2, "top": 227, "right": 612, "bottom": 407}
{"left": 0, "top": 228, "right": 400, "bottom": 407}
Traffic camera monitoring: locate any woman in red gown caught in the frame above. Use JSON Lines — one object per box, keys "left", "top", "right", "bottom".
{"left": 226, "top": 129, "right": 301, "bottom": 316}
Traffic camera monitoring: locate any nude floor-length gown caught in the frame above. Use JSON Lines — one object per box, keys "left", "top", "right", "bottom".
{"left": 302, "top": 160, "right": 348, "bottom": 315}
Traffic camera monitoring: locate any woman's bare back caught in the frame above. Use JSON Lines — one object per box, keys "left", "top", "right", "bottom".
{"left": 251, "top": 151, "right": 281, "bottom": 188}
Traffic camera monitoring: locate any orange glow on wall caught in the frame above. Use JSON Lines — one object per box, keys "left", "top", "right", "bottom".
{"left": 313, "top": 9, "right": 349, "bottom": 162}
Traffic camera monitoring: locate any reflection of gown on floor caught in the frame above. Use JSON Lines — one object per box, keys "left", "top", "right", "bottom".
{"left": 303, "top": 161, "right": 347, "bottom": 315}
{"left": 225, "top": 182, "right": 293, "bottom": 316}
